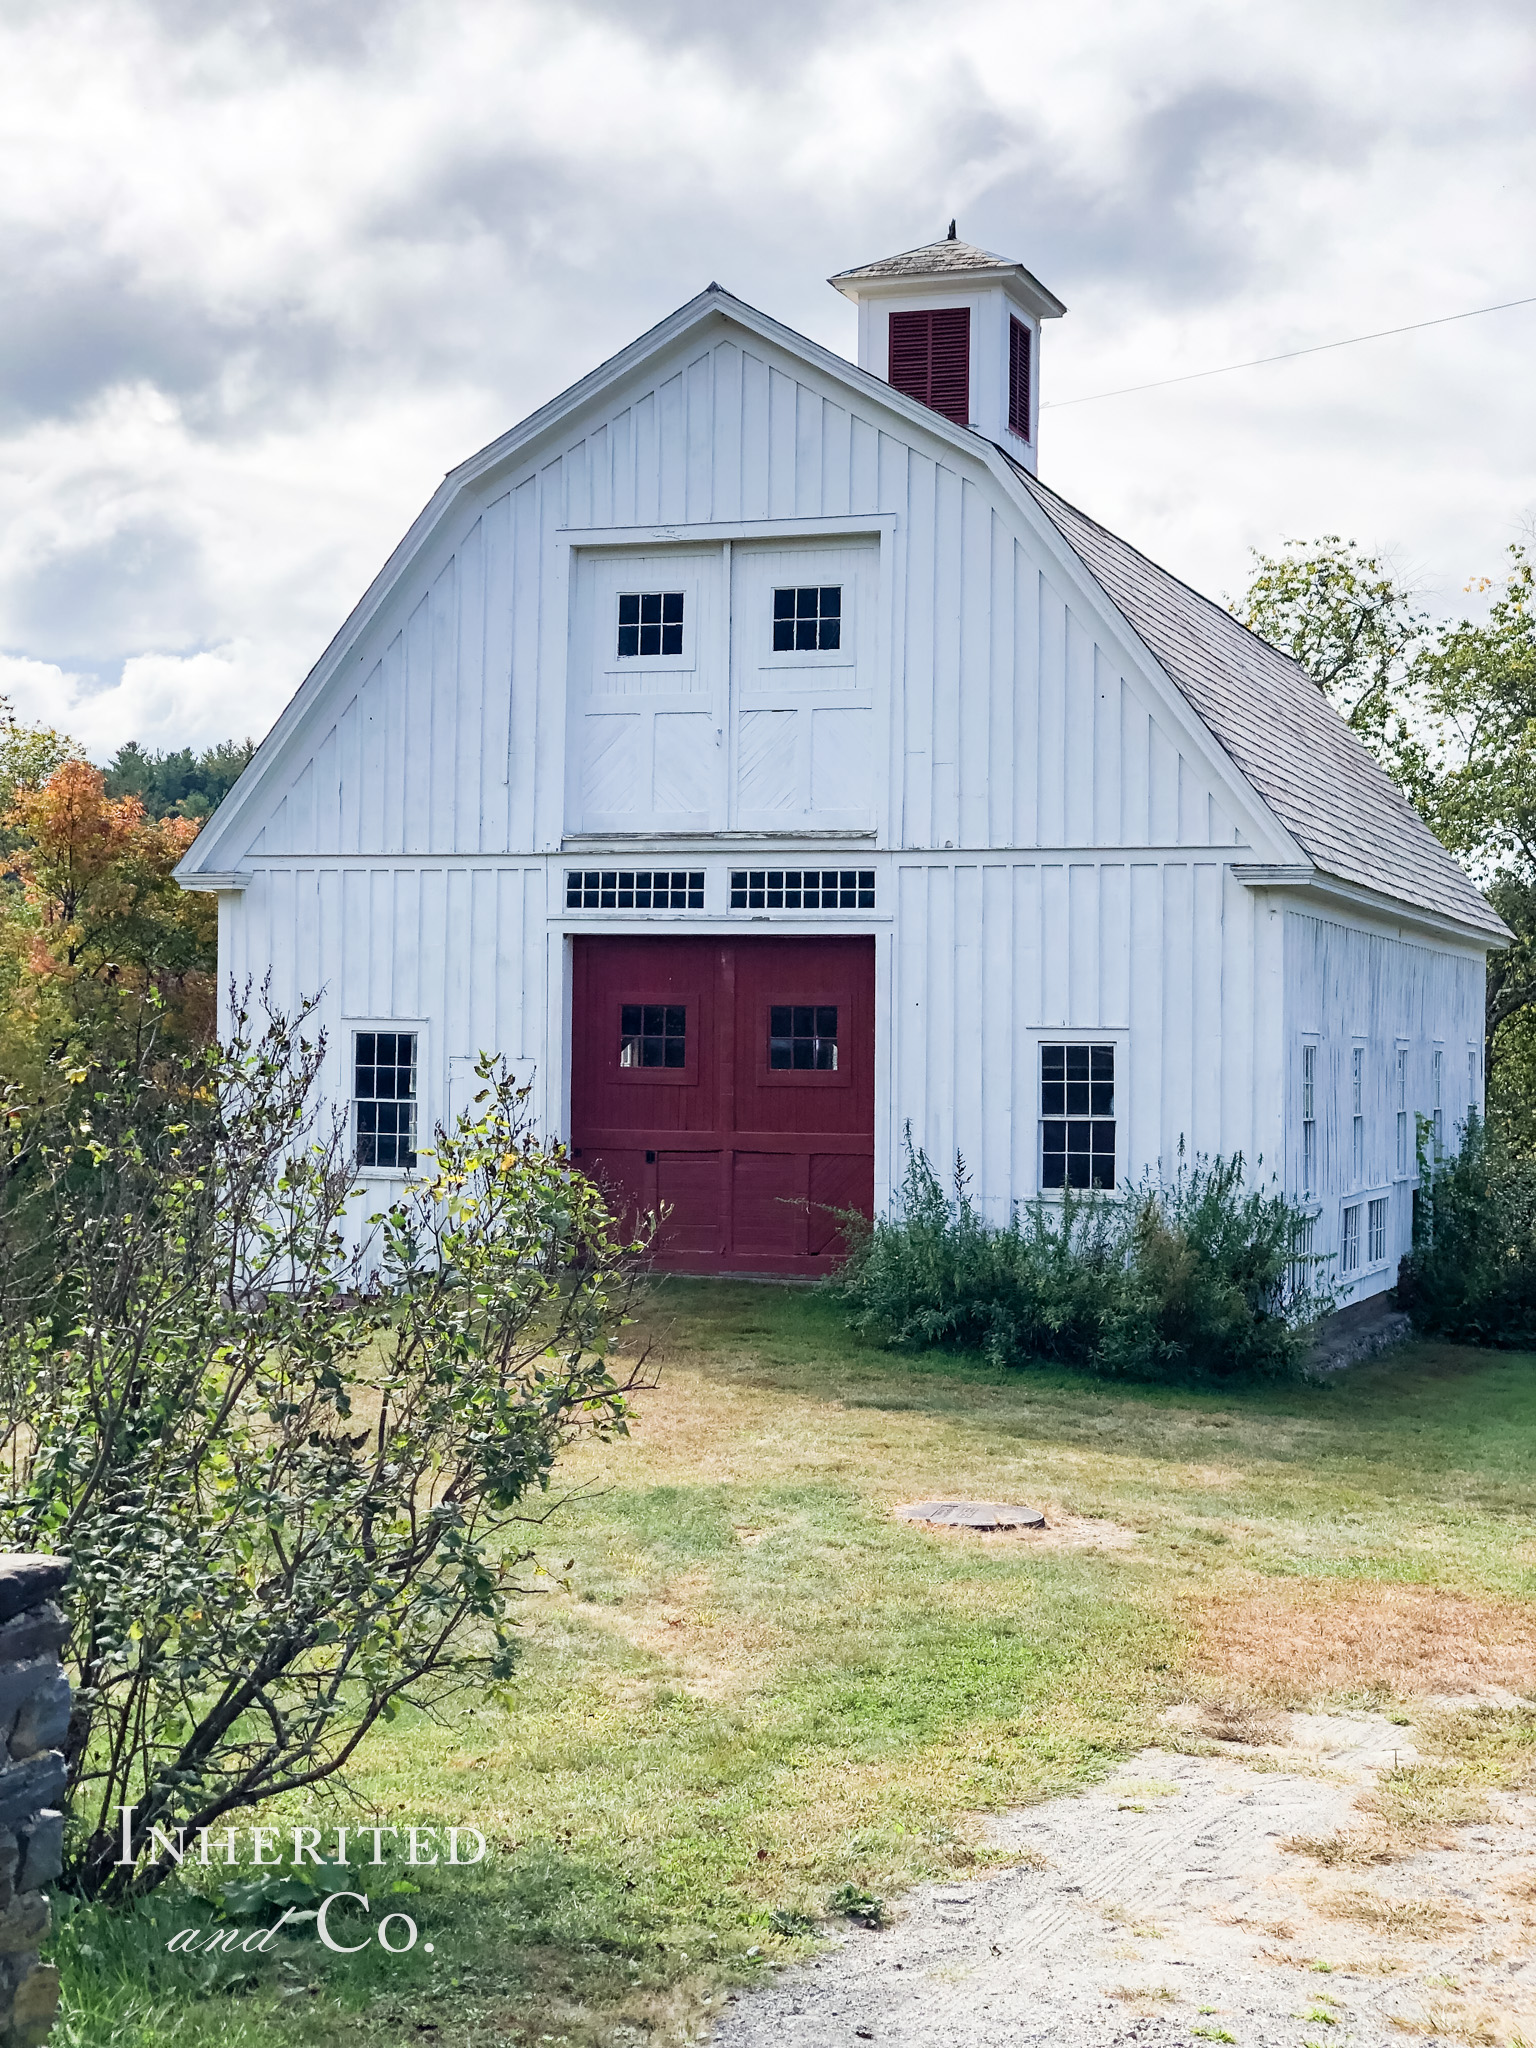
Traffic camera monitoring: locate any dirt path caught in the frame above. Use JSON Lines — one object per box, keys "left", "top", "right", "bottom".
{"left": 713, "top": 1713, "right": 1535, "bottom": 2048}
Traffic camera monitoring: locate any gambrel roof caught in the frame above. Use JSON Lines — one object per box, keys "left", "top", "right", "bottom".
{"left": 176, "top": 277, "right": 1504, "bottom": 945}
{"left": 1009, "top": 461, "right": 1508, "bottom": 941}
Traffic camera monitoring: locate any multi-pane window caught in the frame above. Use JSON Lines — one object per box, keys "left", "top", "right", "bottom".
{"left": 729, "top": 868, "right": 875, "bottom": 910}
{"left": 1302, "top": 1042, "right": 1317, "bottom": 1196}
{"left": 1469, "top": 1046, "right": 1478, "bottom": 1124}
{"left": 1040, "top": 1043, "right": 1116, "bottom": 1191}
{"left": 772, "top": 586, "right": 841, "bottom": 653}
{"left": 1396, "top": 1047, "right": 1409, "bottom": 1178}
{"left": 566, "top": 869, "right": 704, "bottom": 910}
{"left": 769, "top": 1005, "right": 838, "bottom": 1071}
{"left": 619, "top": 1004, "right": 686, "bottom": 1069}
{"left": 617, "top": 591, "right": 684, "bottom": 658}
{"left": 1342, "top": 1202, "right": 1361, "bottom": 1273}
{"left": 1351, "top": 1046, "right": 1365, "bottom": 1182}
{"left": 1368, "top": 1196, "right": 1388, "bottom": 1264}
{"left": 354, "top": 1031, "right": 417, "bottom": 1171}
{"left": 1433, "top": 1048, "right": 1444, "bottom": 1157}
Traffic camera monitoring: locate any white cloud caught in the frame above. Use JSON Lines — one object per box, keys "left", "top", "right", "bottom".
{"left": 0, "top": 0, "right": 1532, "bottom": 752}
{"left": 0, "top": 642, "right": 289, "bottom": 758}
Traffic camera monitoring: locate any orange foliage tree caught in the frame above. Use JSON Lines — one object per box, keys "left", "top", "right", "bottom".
{"left": 3, "top": 760, "right": 216, "bottom": 1066}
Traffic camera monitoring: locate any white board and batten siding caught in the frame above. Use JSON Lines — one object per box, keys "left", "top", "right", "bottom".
{"left": 191, "top": 286, "right": 1502, "bottom": 1301}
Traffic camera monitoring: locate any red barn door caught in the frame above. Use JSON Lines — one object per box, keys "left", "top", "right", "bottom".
{"left": 570, "top": 935, "right": 874, "bottom": 1274}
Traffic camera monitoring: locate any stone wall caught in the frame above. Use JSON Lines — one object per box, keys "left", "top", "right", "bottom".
{"left": 0, "top": 1557, "right": 68, "bottom": 2048}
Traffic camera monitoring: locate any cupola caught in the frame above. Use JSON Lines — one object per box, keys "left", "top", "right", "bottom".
{"left": 829, "top": 225, "right": 1065, "bottom": 472}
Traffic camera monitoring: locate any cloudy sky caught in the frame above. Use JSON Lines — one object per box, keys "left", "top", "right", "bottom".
{"left": 1, "top": 0, "right": 1533, "bottom": 758}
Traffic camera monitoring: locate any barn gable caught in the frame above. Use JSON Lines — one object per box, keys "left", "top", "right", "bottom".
{"left": 182, "top": 292, "right": 1295, "bottom": 877}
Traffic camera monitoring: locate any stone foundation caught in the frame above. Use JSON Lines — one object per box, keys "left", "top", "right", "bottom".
{"left": 0, "top": 1558, "right": 68, "bottom": 2048}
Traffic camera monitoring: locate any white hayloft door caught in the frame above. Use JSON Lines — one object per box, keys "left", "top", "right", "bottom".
{"left": 178, "top": 229, "right": 1506, "bottom": 1297}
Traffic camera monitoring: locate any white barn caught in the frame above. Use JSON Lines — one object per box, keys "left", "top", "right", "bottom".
{"left": 176, "top": 233, "right": 1507, "bottom": 1297}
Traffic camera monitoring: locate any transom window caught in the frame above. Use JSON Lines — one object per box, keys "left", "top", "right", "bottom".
{"left": 619, "top": 1004, "right": 686, "bottom": 1069}
{"left": 769, "top": 1005, "right": 838, "bottom": 1070}
{"left": 567, "top": 869, "right": 704, "bottom": 910}
{"left": 617, "top": 591, "right": 684, "bottom": 658}
{"left": 354, "top": 1030, "right": 417, "bottom": 1170}
{"left": 730, "top": 868, "right": 874, "bottom": 910}
{"left": 772, "top": 585, "right": 841, "bottom": 652}
{"left": 1040, "top": 1043, "right": 1116, "bottom": 1191}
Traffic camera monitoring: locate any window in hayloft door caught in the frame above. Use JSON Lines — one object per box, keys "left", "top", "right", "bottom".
{"left": 1040, "top": 1042, "right": 1116, "bottom": 1189}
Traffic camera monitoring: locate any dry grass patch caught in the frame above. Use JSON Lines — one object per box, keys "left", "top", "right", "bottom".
{"left": 1194, "top": 1697, "right": 1290, "bottom": 1745}
{"left": 1314, "top": 1888, "right": 1470, "bottom": 1938}
{"left": 1192, "top": 1580, "right": 1536, "bottom": 1706}
{"left": 1111, "top": 1984, "right": 1178, "bottom": 2007}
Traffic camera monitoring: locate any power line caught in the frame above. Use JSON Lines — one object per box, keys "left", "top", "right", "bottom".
{"left": 1040, "top": 292, "right": 1536, "bottom": 410}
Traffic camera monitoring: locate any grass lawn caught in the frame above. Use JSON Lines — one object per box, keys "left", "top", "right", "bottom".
{"left": 54, "top": 1282, "right": 1536, "bottom": 2048}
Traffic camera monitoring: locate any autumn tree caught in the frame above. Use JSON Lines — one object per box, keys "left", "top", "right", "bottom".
{"left": 3, "top": 759, "right": 216, "bottom": 1073}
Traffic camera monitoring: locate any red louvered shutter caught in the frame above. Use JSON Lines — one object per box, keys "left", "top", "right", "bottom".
{"left": 1008, "top": 316, "right": 1031, "bottom": 440}
{"left": 887, "top": 307, "right": 971, "bottom": 425}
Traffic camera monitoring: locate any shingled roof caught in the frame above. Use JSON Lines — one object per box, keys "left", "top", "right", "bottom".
{"left": 1009, "top": 460, "right": 1507, "bottom": 940}
{"left": 829, "top": 237, "right": 1067, "bottom": 315}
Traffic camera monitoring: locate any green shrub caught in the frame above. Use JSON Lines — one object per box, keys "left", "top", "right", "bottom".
{"left": 1398, "top": 1110, "right": 1536, "bottom": 1345}
{"left": 837, "top": 1135, "right": 1330, "bottom": 1384}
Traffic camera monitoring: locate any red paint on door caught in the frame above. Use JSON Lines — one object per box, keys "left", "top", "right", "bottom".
{"left": 570, "top": 936, "right": 875, "bottom": 1275}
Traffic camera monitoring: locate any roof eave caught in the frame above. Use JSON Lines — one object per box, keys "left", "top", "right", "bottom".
{"left": 1231, "top": 864, "right": 1510, "bottom": 949}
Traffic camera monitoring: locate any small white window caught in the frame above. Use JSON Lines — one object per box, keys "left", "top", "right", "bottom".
{"left": 772, "top": 585, "right": 842, "bottom": 652}
{"left": 354, "top": 1030, "right": 418, "bottom": 1170}
{"left": 1301, "top": 1042, "right": 1317, "bottom": 1196}
{"left": 1342, "top": 1202, "right": 1361, "bottom": 1272}
{"left": 617, "top": 590, "right": 684, "bottom": 658}
{"left": 1469, "top": 1045, "right": 1478, "bottom": 1123}
{"left": 1368, "top": 1196, "right": 1388, "bottom": 1264}
{"left": 1433, "top": 1048, "right": 1444, "bottom": 1158}
{"left": 1351, "top": 1046, "right": 1364, "bottom": 1183}
{"left": 1396, "top": 1047, "right": 1409, "bottom": 1178}
{"left": 1040, "top": 1042, "right": 1116, "bottom": 1190}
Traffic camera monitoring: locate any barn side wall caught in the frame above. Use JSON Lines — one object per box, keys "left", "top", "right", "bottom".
{"left": 1281, "top": 904, "right": 1486, "bottom": 1308}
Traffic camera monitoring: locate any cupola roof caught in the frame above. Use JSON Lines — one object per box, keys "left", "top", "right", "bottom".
{"left": 829, "top": 234, "right": 1066, "bottom": 319}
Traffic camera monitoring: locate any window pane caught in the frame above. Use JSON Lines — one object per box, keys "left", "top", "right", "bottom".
{"left": 661, "top": 622, "right": 683, "bottom": 655}
{"left": 773, "top": 620, "right": 795, "bottom": 651}
{"left": 1041, "top": 1046, "right": 1065, "bottom": 1080}
{"left": 1091, "top": 1045, "right": 1113, "bottom": 1081}
{"left": 820, "top": 618, "right": 841, "bottom": 650}
{"left": 662, "top": 591, "right": 684, "bottom": 622}
{"left": 774, "top": 588, "right": 795, "bottom": 618}
{"left": 640, "top": 593, "right": 661, "bottom": 623}
{"left": 621, "top": 1005, "right": 642, "bottom": 1036}
{"left": 639, "top": 623, "right": 660, "bottom": 655}
{"left": 796, "top": 586, "right": 818, "bottom": 617}
{"left": 356, "top": 1031, "right": 375, "bottom": 1065}
{"left": 618, "top": 595, "right": 640, "bottom": 625}
{"left": 820, "top": 586, "right": 841, "bottom": 617}
{"left": 767, "top": 1003, "right": 838, "bottom": 1074}
{"left": 1065, "top": 1046, "right": 1089, "bottom": 1080}
{"left": 795, "top": 618, "right": 817, "bottom": 650}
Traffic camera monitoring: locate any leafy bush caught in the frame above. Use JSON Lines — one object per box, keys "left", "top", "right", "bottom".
{"left": 837, "top": 1134, "right": 1330, "bottom": 1383}
{"left": 0, "top": 991, "right": 647, "bottom": 1902}
{"left": 1397, "top": 1110, "right": 1536, "bottom": 1345}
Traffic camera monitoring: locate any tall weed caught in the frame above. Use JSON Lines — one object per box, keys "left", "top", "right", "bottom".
{"left": 837, "top": 1136, "right": 1330, "bottom": 1384}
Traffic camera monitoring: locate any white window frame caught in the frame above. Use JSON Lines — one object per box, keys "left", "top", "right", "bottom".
{"left": 1027, "top": 1028, "right": 1127, "bottom": 1198}
{"left": 1432, "top": 1046, "right": 1444, "bottom": 1159}
{"left": 1342, "top": 1184, "right": 1394, "bottom": 1281}
{"left": 1395, "top": 1042, "right": 1410, "bottom": 1181}
{"left": 347, "top": 1018, "right": 428, "bottom": 1179}
{"left": 1300, "top": 1038, "right": 1318, "bottom": 1198}
{"left": 1351, "top": 1042, "right": 1365, "bottom": 1185}
{"left": 1341, "top": 1200, "right": 1361, "bottom": 1274}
